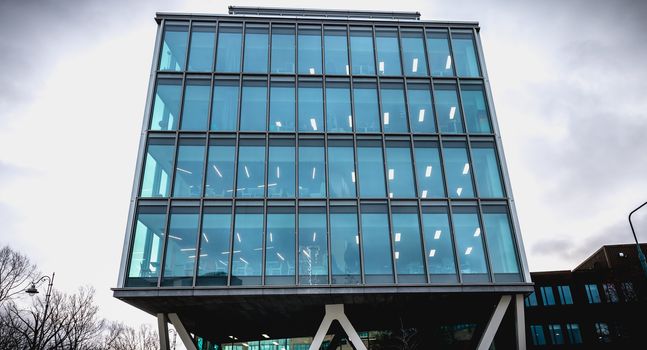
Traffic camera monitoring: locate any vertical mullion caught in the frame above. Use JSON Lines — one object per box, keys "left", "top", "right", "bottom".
{"left": 192, "top": 199, "right": 205, "bottom": 287}
{"left": 446, "top": 200, "right": 463, "bottom": 284}
{"left": 261, "top": 197, "right": 268, "bottom": 285}
{"left": 157, "top": 136, "right": 178, "bottom": 287}
{"left": 476, "top": 198, "right": 495, "bottom": 283}
{"left": 226, "top": 203, "right": 236, "bottom": 286}
{"left": 411, "top": 140, "right": 430, "bottom": 284}
{"left": 446, "top": 28, "right": 458, "bottom": 78}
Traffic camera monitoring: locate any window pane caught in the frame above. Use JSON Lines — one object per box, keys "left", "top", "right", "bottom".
{"left": 452, "top": 207, "right": 488, "bottom": 279}
{"left": 443, "top": 142, "right": 474, "bottom": 198}
{"left": 426, "top": 30, "right": 454, "bottom": 77}
{"left": 330, "top": 207, "right": 360, "bottom": 284}
{"left": 603, "top": 283, "right": 619, "bottom": 303}
{"left": 353, "top": 82, "right": 380, "bottom": 132}
{"left": 452, "top": 32, "right": 480, "bottom": 77}
{"left": 566, "top": 324, "right": 583, "bottom": 344}
{"left": 401, "top": 30, "right": 428, "bottom": 76}
{"left": 408, "top": 83, "right": 436, "bottom": 133}
{"left": 159, "top": 24, "right": 188, "bottom": 71}
{"left": 162, "top": 207, "right": 199, "bottom": 286}
{"left": 375, "top": 29, "right": 401, "bottom": 76}
{"left": 525, "top": 291, "right": 538, "bottom": 307}
{"left": 361, "top": 205, "right": 393, "bottom": 283}
{"left": 243, "top": 26, "right": 269, "bottom": 73}
{"left": 540, "top": 286, "right": 556, "bottom": 306}
{"left": 299, "top": 208, "right": 328, "bottom": 285}
{"left": 140, "top": 139, "right": 174, "bottom": 198}
{"left": 205, "top": 139, "right": 235, "bottom": 197}
{"left": 271, "top": 26, "right": 295, "bottom": 73}
{"left": 298, "top": 27, "right": 322, "bottom": 75}
{"left": 530, "top": 325, "right": 546, "bottom": 346}
{"left": 350, "top": 28, "right": 375, "bottom": 75}
{"left": 188, "top": 26, "right": 216, "bottom": 72}
{"left": 298, "top": 82, "right": 324, "bottom": 132}
{"left": 414, "top": 142, "right": 445, "bottom": 198}
{"left": 197, "top": 207, "right": 231, "bottom": 286}
{"left": 181, "top": 80, "right": 210, "bottom": 130}
{"left": 558, "top": 285, "right": 573, "bottom": 305}
{"left": 298, "top": 140, "right": 326, "bottom": 198}
{"left": 215, "top": 25, "right": 242, "bottom": 72}
{"left": 328, "top": 141, "right": 356, "bottom": 198}
{"left": 269, "top": 82, "right": 295, "bottom": 132}
{"left": 586, "top": 284, "right": 602, "bottom": 303}
{"left": 325, "top": 82, "right": 353, "bottom": 132}
{"left": 461, "top": 85, "right": 491, "bottom": 133}
{"left": 324, "top": 27, "right": 349, "bottom": 75}
{"left": 391, "top": 207, "right": 425, "bottom": 283}
{"left": 231, "top": 207, "right": 263, "bottom": 285}
{"left": 483, "top": 206, "right": 520, "bottom": 277}
{"left": 211, "top": 80, "right": 239, "bottom": 131}
{"left": 381, "top": 83, "right": 408, "bottom": 132}
{"left": 173, "top": 139, "right": 206, "bottom": 197}
{"left": 151, "top": 79, "right": 182, "bottom": 131}
{"left": 357, "top": 141, "right": 386, "bottom": 198}
{"left": 240, "top": 81, "right": 267, "bottom": 131}
{"left": 268, "top": 140, "right": 296, "bottom": 198}
{"left": 236, "top": 140, "right": 266, "bottom": 198}
{"left": 549, "top": 324, "right": 564, "bottom": 345}
{"left": 422, "top": 207, "right": 457, "bottom": 283}
{"left": 385, "top": 142, "right": 416, "bottom": 198}
{"left": 471, "top": 143, "right": 504, "bottom": 198}
{"left": 435, "top": 84, "right": 464, "bottom": 133}
{"left": 265, "top": 208, "right": 295, "bottom": 285}
{"left": 595, "top": 322, "right": 611, "bottom": 343}
{"left": 127, "top": 206, "right": 166, "bottom": 287}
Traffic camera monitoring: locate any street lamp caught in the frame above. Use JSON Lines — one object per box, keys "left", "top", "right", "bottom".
{"left": 629, "top": 201, "right": 647, "bottom": 279}
{"left": 25, "top": 272, "right": 55, "bottom": 348}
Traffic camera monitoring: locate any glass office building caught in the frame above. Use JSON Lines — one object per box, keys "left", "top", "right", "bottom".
{"left": 115, "top": 7, "right": 532, "bottom": 350}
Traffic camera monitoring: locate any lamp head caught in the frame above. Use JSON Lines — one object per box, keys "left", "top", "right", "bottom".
{"left": 25, "top": 283, "right": 39, "bottom": 296}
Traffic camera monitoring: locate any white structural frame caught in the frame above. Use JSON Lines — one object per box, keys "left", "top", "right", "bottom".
{"left": 308, "top": 304, "right": 368, "bottom": 350}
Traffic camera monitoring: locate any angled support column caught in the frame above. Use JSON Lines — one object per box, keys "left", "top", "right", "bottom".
{"left": 476, "top": 295, "right": 512, "bottom": 350}
{"left": 515, "top": 294, "right": 527, "bottom": 350}
{"left": 308, "top": 304, "right": 367, "bottom": 350}
{"left": 157, "top": 314, "right": 170, "bottom": 350}
{"left": 168, "top": 313, "right": 198, "bottom": 350}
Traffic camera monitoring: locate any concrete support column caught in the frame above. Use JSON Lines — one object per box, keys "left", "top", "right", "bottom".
{"left": 157, "top": 314, "right": 170, "bottom": 350}
{"left": 308, "top": 304, "right": 367, "bottom": 350}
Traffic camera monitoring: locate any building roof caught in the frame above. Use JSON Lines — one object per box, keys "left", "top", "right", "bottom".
{"left": 574, "top": 243, "right": 647, "bottom": 271}
{"left": 228, "top": 6, "right": 421, "bottom": 20}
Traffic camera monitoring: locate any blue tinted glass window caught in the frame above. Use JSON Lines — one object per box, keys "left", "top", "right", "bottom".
{"left": 140, "top": 139, "right": 174, "bottom": 198}
{"left": 151, "top": 79, "right": 182, "bottom": 131}
{"left": 452, "top": 207, "right": 488, "bottom": 279}
{"left": 391, "top": 207, "right": 425, "bottom": 283}
{"left": 357, "top": 141, "right": 386, "bottom": 198}
{"left": 426, "top": 30, "right": 454, "bottom": 76}
{"left": 159, "top": 24, "right": 188, "bottom": 71}
{"left": 328, "top": 141, "right": 356, "bottom": 198}
{"left": 408, "top": 83, "right": 435, "bottom": 133}
{"left": 435, "top": 84, "right": 463, "bottom": 133}
{"left": 243, "top": 25, "right": 269, "bottom": 73}
{"left": 236, "top": 140, "right": 266, "bottom": 198}
{"left": 205, "top": 139, "right": 235, "bottom": 197}
{"left": 188, "top": 25, "right": 216, "bottom": 72}
{"left": 483, "top": 206, "right": 520, "bottom": 277}
{"left": 443, "top": 142, "right": 474, "bottom": 198}
{"left": 298, "top": 27, "right": 322, "bottom": 75}
{"left": 197, "top": 207, "right": 231, "bottom": 286}
{"left": 231, "top": 207, "right": 263, "bottom": 285}
{"left": 558, "top": 285, "right": 573, "bottom": 305}
{"left": 271, "top": 26, "right": 295, "bottom": 73}
{"left": 211, "top": 80, "right": 239, "bottom": 131}
{"left": 240, "top": 81, "right": 267, "bottom": 131}
{"left": 298, "top": 140, "right": 326, "bottom": 198}
{"left": 414, "top": 142, "right": 445, "bottom": 198}
{"left": 299, "top": 207, "right": 328, "bottom": 285}
{"left": 350, "top": 28, "right": 375, "bottom": 75}
{"left": 376, "top": 29, "right": 401, "bottom": 76}
{"left": 298, "top": 81, "right": 324, "bottom": 132}
{"left": 525, "top": 291, "right": 538, "bottom": 307}
{"left": 401, "top": 30, "right": 428, "bottom": 76}
{"left": 324, "top": 27, "right": 349, "bottom": 75}
{"left": 268, "top": 140, "right": 296, "bottom": 198}
{"left": 549, "top": 324, "right": 564, "bottom": 345}
{"left": 330, "top": 207, "right": 360, "bottom": 284}
{"left": 326, "top": 82, "right": 353, "bottom": 132}
{"left": 385, "top": 142, "right": 416, "bottom": 198}
{"left": 530, "top": 325, "right": 546, "bottom": 346}
{"left": 595, "top": 322, "right": 611, "bottom": 343}
{"left": 215, "top": 25, "right": 242, "bottom": 72}
{"left": 586, "top": 284, "right": 601, "bottom": 304}
{"left": 422, "top": 206, "right": 457, "bottom": 283}
{"left": 540, "top": 286, "right": 556, "bottom": 306}
{"left": 269, "top": 82, "right": 295, "bottom": 132}
{"left": 472, "top": 142, "right": 504, "bottom": 198}
{"left": 566, "top": 324, "right": 582, "bottom": 344}
{"left": 173, "top": 139, "right": 206, "bottom": 197}
{"left": 265, "top": 207, "right": 295, "bottom": 285}
{"left": 381, "top": 83, "right": 408, "bottom": 133}
{"left": 461, "top": 85, "right": 491, "bottom": 133}
{"left": 353, "top": 82, "right": 380, "bottom": 132}
{"left": 452, "top": 31, "right": 480, "bottom": 77}
{"left": 361, "top": 205, "right": 393, "bottom": 284}
{"left": 181, "top": 80, "right": 210, "bottom": 130}
{"left": 162, "top": 207, "right": 199, "bottom": 286}
{"left": 127, "top": 206, "right": 166, "bottom": 287}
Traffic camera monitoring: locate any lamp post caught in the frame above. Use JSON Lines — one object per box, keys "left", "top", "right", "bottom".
{"left": 629, "top": 201, "right": 647, "bottom": 279}
{"left": 25, "top": 272, "right": 55, "bottom": 348}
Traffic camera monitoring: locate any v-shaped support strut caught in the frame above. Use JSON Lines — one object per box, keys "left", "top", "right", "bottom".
{"left": 308, "top": 304, "right": 367, "bottom": 350}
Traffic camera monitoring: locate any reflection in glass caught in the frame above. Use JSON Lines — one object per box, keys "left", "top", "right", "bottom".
{"left": 391, "top": 207, "right": 425, "bottom": 283}
{"left": 240, "top": 81, "right": 267, "bottom": 131}
{"left": 350, "top": 28, "right": 375, "bottom": 75}
{"left": 435, "top": 84, "right": 463, "bottom": 133}
{"left": 140, "top": 139, "right": 174, "bottom": 197}
{"left": 443, "top": 142, "right": 474, "bottom": 198}
{"left": 353, "top": 83, "right": 380, "bottom": 132}
{"left": 269, "top": 82, "right": 295, "bottom": 132}
{"left": 324, "top": 27, "right": 349, "bottom": 75}
{"left": 483, "top": 206, "right": 519, "bottom": 278}
{"left": 330, "top": 207, "right": 360, "bottom": 284}
{"left": 426, "top": 30, "right": 454, "bottom": 76}
{"left": 180, "top": 80, "right": 210, "bottom": 130}
{"left": 188, "top": 25, "right": 216, "bottom": 72}
{"left": 381, "top": 83, "right": 408, "bottom": 133}
{"left": 268, "top": 140, "right": 296, "bottom": 198}
{"left": 211, "top": 80, "right": 239, "bottom": 131}
{"left": 452, "top": 207, "right": 488, "bottom": 281}
{"left": 414, "top": 142, "right": 445, "bottom": 198}
{"left": 173, "top": 139, "right": 206, "bottom": 197}
{"left": 265, "top": 207, "right": 295, "bottom": 285}
{"left": 357, "top": 141, "right": 386, "bottom": 197}
{"left": 151, "top": 79, "right": 182, "bottom": 131}
{"left": 162, "top": 207, "right": 199, "bottom": 286}
{"left": 205, "top": 139, "right": 235, "bottom": 197}
{"left": 328, "top": 141, "right": 356, "bottom": 198}
{"left": 385, "top": 142, "right": 416, "bottom": 198}
{"left": 422, "top": 207, "right": 457, "bottom": 282}
{"left": 159, "top": 24, "right": 188, "bottom": 71}
{"left": 243, "top": 26, "right": 269, "bottom": 73}
{"left": 407, "top": 83, "right": 435, "bottom": 133}
{"left": 452, "top": 31, "right": 480, "bottom": 77}
{"left": 298, "top": 82, "right": 324, "bottom": 132}
{"left": 231, "top": 207, "right": 263, "bottom": 285}
{"left": 361, "top": 205, "right": 393, "bottom": 283}
{"left": 298, "top": 27, "right": 322, "bottom": 75}
{"left": 298, "top": 140, "right": 326, "bottom": 198}
{"left": 299, "top": 207, "right": 328, "bottom": 285}
{"left": 236, "top": 140, "right": 266, "bottom": 198}
{"left": 471, "top": 142, "right": 504, "bottom": 198}
{"left": 326, "top": 82, "right": 353, "bottom": 132}
{"left": 215, "top": 25, "right": 242, "bottom": 72}
{"left": 197, "top": 207, "right": 231, "bottom": 286}
{"left": 375, "top": 29, "right": 401, "bottom": 76}
{"left": 461, "top": 85, "right": 491, "bottom": 133}
{"left": 127, "top": 206, "right": 166, "bottom": 287}
{"left": 271, "top": 26, "right": 295, "bottom": 73}
{"left": 401, "top": 30, "right": 428, "bottom": 76}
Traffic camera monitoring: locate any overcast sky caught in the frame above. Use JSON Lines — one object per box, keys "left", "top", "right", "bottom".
{"left": 1, "top": 0, "right": 647, "bottom": 330}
